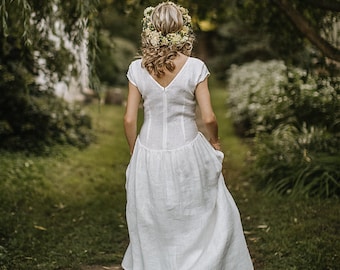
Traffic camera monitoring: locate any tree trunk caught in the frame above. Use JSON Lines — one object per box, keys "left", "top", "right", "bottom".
{"left": 193, "top": 31, "right": 216, "bottom": 61}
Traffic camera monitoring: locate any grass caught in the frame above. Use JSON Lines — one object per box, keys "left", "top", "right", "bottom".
{"left": 0, "top": 105, "right": 130, "bottom": 269}
{"left": 0, "top": 80, "right": 339, "bottom": 269}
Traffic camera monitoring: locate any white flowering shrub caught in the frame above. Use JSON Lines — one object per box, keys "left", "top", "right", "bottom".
{"left": 226, "top": 60, "right": 339, "bottom": 136}
{"left": 227, "top": 60, "right": 340, "bottom": 197}
{"left": 227, "top": 60, "right": 287, "bottom": 135}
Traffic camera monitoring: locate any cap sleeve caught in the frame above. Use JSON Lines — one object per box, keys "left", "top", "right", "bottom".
{"left": 126, "top": 61, "right": 138, "bottom": 86}
{"left": 197, "top": 62, "right": 210, "bottom": 84}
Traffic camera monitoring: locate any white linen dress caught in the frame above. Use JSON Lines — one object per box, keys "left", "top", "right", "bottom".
{"left": 122, "top": 57, "right": 253, "bottom": 270}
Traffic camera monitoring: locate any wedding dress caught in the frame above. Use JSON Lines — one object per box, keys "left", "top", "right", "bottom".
{"left": 122, "top": 57, "right": 253, "bottom": 270}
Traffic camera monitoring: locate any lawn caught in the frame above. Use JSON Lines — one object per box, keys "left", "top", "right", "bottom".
{"left": 0, "top": 81, "right": 339, "bottom": 269}
{"left": 0, "top": 104, "right": 130, "bottom": 269}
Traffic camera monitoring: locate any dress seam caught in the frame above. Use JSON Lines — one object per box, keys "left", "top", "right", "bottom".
{"left": 137, "top": 132, "right": 203, "bottom": 152}
{"left": 162, "top": 91, "right": 168, "bottom": 149}
{"left": 181, "top": 101, "right": 186, "bottom": 142}
{"left": 146, "top": 110, "right": 151, "bottom": 143}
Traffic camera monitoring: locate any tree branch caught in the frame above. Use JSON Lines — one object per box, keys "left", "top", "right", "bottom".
{"left": 274, "top": 0, "right": 340, "bottom": 62}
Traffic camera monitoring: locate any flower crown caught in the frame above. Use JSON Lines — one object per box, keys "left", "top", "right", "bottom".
{"left": 142, "top": 3, "right": 193, "bottom": 47}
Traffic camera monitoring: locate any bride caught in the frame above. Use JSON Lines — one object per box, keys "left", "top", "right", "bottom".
{"left": 122, "top": 2, "right": 254, "bottom": 269}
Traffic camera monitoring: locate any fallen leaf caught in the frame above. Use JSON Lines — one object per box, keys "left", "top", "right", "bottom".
{"left": 34, "top": 225, "right": 47, "bottom": 231}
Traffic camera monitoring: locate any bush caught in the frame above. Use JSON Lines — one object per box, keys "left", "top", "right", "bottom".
{"left": 227, "top": 60, "right": 340, "bottom": 197}
{"left": 0, "top": 90, "right": 94, "bottom": 153}
{"left": 254, "top": 124, "right": 340, "bottom": 197}
{"left": 227, "top": 60, "right": 339, "bottom": 136}
{"left": 227, "top": 60, "right": 287, "bottom": 136}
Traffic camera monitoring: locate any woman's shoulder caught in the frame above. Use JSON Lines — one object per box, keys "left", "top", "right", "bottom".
{"left": 127, "top": 58, "right": 144, "bottom": 78}
{"left": 187, "top": 57, "right": 210, "bottom": 83}
{"left": 129, "top": 58, "right": 143, "bottom": 69}
{"left": 189, "top": 56, "right": 205, "bottom": 64}
{"left": 188, "top": 56, "right": 207, "bottom": 68}
{"left": 187, "top": 57, "right": 209, "bottom": 72}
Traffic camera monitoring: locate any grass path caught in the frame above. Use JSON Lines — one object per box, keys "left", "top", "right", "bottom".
{"left": 0, "top": 81, "right": 339, "bottom": 269}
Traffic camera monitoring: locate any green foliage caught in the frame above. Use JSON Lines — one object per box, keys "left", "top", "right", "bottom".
{"left": 227, "top": 60, "right": 340, "bottom": 197}
{"left": 0, "top": 1, "right": 99, "bottom": 86}
{"left": 236, "top": 0, "right": 339, "bottom": 64}
{"left": 0, "top": 0, "right": 99, "bottom": 152}
{"left": 237, "top": 0, "right": 303, "bottom": 59}
{"left": 254, "top": 124, "right": 340, "bottom": 197}
{"left": 227, "top": 60, "right": 287, "bottom": 135}
{"left": 114, "top": 0, "right": 236, "bottom": 24}
{"left": 0, "top": 91, "right": 93, "bottom": 153}
{"left": 96, "top": 32, "right": 137, "bottom": 86}
{"left": 227, "top": 60, "right": 339, "bottom": 136}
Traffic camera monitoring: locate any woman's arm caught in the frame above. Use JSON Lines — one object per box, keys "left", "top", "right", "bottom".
{"left": 124, "top": 81, "right": 142, "bottom": 155}
{"left": 195, "top": 77, "right": 221, "bottom": 151}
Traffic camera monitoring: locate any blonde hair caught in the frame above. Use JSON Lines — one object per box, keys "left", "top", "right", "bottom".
{"left": 141, "top": 2, "right": 195, "bottom": 77}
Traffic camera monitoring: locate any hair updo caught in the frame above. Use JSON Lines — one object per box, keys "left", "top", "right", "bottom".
{"left": 152, "top": 3, "right": 183, "bottom": 35}
{"left": 141, "top": 1, "right": 195, "bottom": 77}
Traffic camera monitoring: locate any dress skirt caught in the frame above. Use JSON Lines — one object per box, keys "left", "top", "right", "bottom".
{"left": 122, "top": 132, "right": 253, "bottom": 270}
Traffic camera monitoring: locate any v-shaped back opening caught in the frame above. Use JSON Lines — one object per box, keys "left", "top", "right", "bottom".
{"left": 149, "top": 56, "right": 190, "bottom": 89}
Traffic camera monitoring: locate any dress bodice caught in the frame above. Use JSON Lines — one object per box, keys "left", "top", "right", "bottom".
{"left": 127, "top": 57, "right": 210, "bottom": 150}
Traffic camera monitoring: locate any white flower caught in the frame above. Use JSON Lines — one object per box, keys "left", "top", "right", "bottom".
{"left": 169, "top": 33, "right": 181, "bottom": 44}
{"left": 160, "top": 36, "right": 168, "bottom": 45}
{"left": 182, "top": 26, "right": 189, "bottom": 33}
{"left": 144, "top": 7, "right": 154, "bottom": 16}
{"left": 150, "top": 32, "right": 160, "bottom": 46}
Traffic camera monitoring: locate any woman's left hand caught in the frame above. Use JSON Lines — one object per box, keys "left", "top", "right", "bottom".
{"left": 210, "top": 139, "right": 221, "bottom": 151}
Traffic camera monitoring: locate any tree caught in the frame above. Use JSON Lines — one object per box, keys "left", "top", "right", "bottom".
{"left": 0, "top": 0, "right": 99, "bottom": 152}
{"left": 237, "top": 0, "right": 340, "bottom": 64}
{"left": 273, "top": 0, "right": 340, "bottom": 62}
{"left": 94, "top": 1, "right": 139, "bottom": 86}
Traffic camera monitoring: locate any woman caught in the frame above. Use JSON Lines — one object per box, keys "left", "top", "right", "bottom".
{"left": 122, "top": 2, "right": 253, "bottom": 269}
